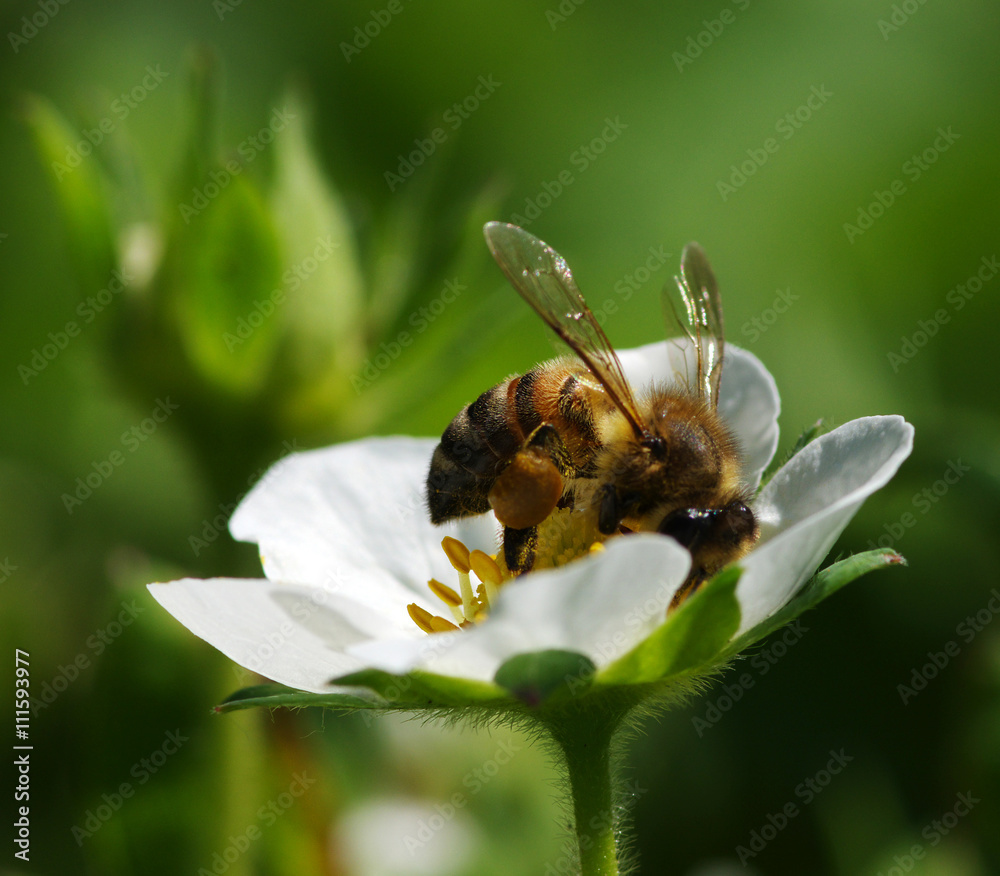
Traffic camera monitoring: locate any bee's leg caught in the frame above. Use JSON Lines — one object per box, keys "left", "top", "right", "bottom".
{"left": 659, "top": 508, "right": 718, "bottom": 606}
{"left": 489, "top": 423, "right": 573, "bottom": 531}
{"left": 502, "top": 524, "right": 538, "bottom": 574}
{"left": 597, "top": 484, "right": 619, "bottom": 535}
{"left": 524, "top": 423, "right": 576, "bottom": 477}
{"left": 668, "top": 570, "right": 709, "bottom": 613}
{"left": 597, "top": 484, "right": 641, "bottom": 535}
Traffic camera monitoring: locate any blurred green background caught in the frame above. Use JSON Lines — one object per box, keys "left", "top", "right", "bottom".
{"left": 2, "top": 1, "right": 999, "bottom": 874}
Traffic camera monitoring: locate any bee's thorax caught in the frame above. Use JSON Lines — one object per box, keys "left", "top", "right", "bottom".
{"left": 591, "top": 387, "right": 744, "bottom": 521}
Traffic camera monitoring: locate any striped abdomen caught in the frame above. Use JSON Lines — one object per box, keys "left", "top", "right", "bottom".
{"left": 426, "top": 358, "right": 615, "bottom": 523}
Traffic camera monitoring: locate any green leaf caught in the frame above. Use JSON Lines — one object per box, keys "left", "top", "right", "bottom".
{"left": 332, "top": 668, "right": 507, "bottom": 708}
{"left": 722, "top": 548, "right": 905, "bottom": 659}
{"left": 494, "top": 650, "right": 596, "bottom": 706}
{"left": 215, "top": 684, "right": 382, "bottom": 713}
{"left": 173, "top": 47, "right": 221, "bottom": 201}
{"left": 270, "top": 90, "right": 367, "bottom": 420}
{"left": 348, "top": 184, "right": 509, "bottom": 430}
{"left": 364, "top": 137, "right": 452, "bottom": 336}
{"left": 162, "top": 175, "right": 284, "bottom": 397}
{"left": 599, "top": 567, "right": 743, "bottom": 686}
{"left": 22, "top": 94, "right": 117, "bottom": 293}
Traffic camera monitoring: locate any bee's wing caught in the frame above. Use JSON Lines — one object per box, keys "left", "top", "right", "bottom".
{"left": 483, "top": 222, "right": 645, "bottom": 437}
{"left": 664, "top": 242, "right": 725, "bottom": 408}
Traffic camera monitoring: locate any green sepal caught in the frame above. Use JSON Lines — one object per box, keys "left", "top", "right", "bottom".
{"left": 215, "top": 684, "right": 382, "bottom": 714}
{"left": 494, "top": 650, "right": 596, "bottom": 707}
{"left": 598, "top": 566, "right": 742, "bottom": 686}
{"left": 331, "top": 668, "right": 507, "bottom": 707}
{"left": 721, "top": 548, "right": 905, "bottom": 659}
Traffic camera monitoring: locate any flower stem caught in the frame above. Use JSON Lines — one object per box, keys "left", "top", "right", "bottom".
{"left": 546, "top": 704, "right": 627, "bottom": 876}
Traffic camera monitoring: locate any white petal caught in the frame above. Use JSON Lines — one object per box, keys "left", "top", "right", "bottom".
{"left": 714, "top": 346, "right": 781, "bottom": 489}
{"left": 229, "top": 436, "right": 498, "bottom": 619}
{"left": 349, "top": 535, "right": 692, "bottom": 682}
{"left": 735, "top": 415, "right": 914, "bottom": 632}
{"left": 148, "top": 577, "right": 410, "bottom": 694}
{"left": 617, "top": 340, "right": 780, "bottom": 488}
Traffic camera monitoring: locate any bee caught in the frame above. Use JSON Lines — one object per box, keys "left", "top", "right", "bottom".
{"left": 426, "top": 222, "right": 758, "bottom": 601}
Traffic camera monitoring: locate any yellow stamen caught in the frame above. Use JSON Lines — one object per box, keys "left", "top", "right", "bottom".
{"left": 407, "top": 603, "right": 436, "bottom": 634}
{"left": 458, "top": 570, "right": 476, "bottom": 619}
{"left": 410, "top": 520, "right": 604, "bottom": 636}
{"left": 428, "top": 614, "right": 460, "bottom": 633}
{"left": 428, "top": 578, "right": 464, "bottom": 624}
{"left": 484, "top": 579, "right": 498, "bottom": 609}
{"left": 442, "top": 536, "right": 471, "bottom": 573}
{"left": 428, "top": 578, "right": 462, "bottom": 606}
{"left": 470, "top": 550, "right": 502, "bottom": 587}
{"left": 470, "top": 549, "right": 502, "bottom": 610}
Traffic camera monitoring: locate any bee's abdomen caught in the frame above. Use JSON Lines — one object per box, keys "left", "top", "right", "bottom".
{"left": 426, "top": 362, "right": 606, "bottom": 524}
{"left": 427, "top": 376, "right": 524, "bottom": 523}
{"left": 554, "top": 373, "right": 601, "bottom": 463}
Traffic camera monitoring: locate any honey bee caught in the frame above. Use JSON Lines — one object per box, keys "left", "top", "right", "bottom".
{"left": 426, "top": 222, "right": 758, "bottom": 601}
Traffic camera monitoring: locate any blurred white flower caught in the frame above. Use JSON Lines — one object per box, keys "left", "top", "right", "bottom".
{"left": 335, "top": 796, "right": 477, "bottom": 876}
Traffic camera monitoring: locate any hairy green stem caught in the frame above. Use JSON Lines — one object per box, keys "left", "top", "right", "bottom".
{"left": 546, "top": 704, "right": 627, "bottom": 876}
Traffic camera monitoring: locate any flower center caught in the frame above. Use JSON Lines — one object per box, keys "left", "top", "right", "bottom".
{"left": 529, "top": 506, "right": 607, "bottom": 572}
{"left": 406, "top": 536, "right": 508, "bottom": 634}
{"left": 407, "top": 508, "right": 608, "bottom": 635}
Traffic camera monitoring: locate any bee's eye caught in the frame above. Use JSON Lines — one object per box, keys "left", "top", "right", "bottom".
{"left": 721, "top": 501, "right": 757, "bottom": 546}
{"left": 728, "top": 501, "right": 754, "bottom": 527}
{"left": 657, "top": 507, "right": 713, "bottom": 550}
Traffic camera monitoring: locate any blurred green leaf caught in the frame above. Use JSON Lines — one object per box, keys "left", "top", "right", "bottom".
{"left": 161, "top": 175, "right": 283, "bottom": 397}
{"left": 270, "top": 94, "right": 365, "bottom": 341}
{"left": 174, "top": 46, "right": 221, "bottom": 199}
{"left": 22, "top": 93, "right": 117, "bottom": 293}
{"left": 364, "top": 142, "right": 449, "bottom": 336}
{"left": 270, "top": 90, "right": 367, "bottom": 421}
{"left": 347, "top": 183, "right": 508, "bottom": 431}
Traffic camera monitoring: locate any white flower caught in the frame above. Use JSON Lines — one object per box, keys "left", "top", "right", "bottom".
{"left": 148, "top": 341, "right": 913, "bottom": 696}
